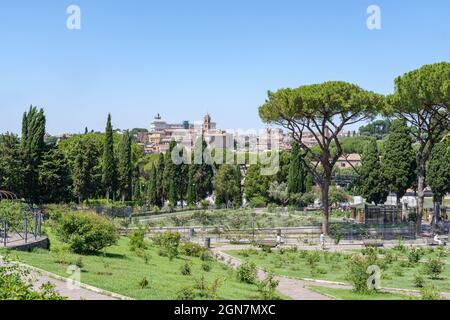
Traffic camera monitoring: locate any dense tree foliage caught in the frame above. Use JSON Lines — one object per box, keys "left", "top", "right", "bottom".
{"left": 102, "top": 114, "right": 117, "bottom": 200}
{"left": 21, "top": 106, "right": 46, "bottom": 203}
{"left": 359, "top": 119, "right": 391, "bottom": 139}
{"left": 287, "top": 142, "right": 307, "bottom": 196}
{"left": 214, "top": 165, "right": 242, "bottom": 207}
{"left": 382, "top": 119, "right": 416, "bottom": 203}
{"left": 426, "top": 139, "right": 450, "bottom": 223}
{"left": 358, "top": 140, "right": 387, "bottom": 205}
{"left": 38, "top": 148, "right": 72, "bottom": 203}
{"left": 117, "top": 130, "right": 133, "bottom": 201}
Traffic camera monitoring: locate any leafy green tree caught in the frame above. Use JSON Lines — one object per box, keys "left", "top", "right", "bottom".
{"left": 287, "top": 142, "right": 307, "bottom": 196}
{"left": 215, "top": 165, "right": 241, "bottom": 207}
{"left": 38, "top": 148, "right": 72, "bottom": 203}
{"left": 387, "top": 62, "right": 450, "bottom": 232}
{"left": 359, "top": 140, "right": 388, "bottom": 205}
{"left": 0, "top": 134, "right": 24, "bottom": 195}
{"left": 382, "top": 119, "right": 416, "bottom": 204}
{"left": 102, "top": 114, "right": 117, "bottom": 201}
{"left": 21, "top": 106, "right": 46, "bottom": 204}
{"left": 359, "top": 119, "right": 391, "bottom": 139}
{"left": 189, "top": 138, "right": 214, "bottom": 202}
{"left": 426, "top": 139, "right": 450, "bottom": 224}
{"left": 117, "top": 130, "right": 133, "bottom": 201}
{"left": 259, "top": 82, "right": 384, "bottom": 234}
{"left": 269, "top": 181, "right": 290, "bottom": 206}
{"left": 244, "top": 163, "right": 272, "bottom": 204}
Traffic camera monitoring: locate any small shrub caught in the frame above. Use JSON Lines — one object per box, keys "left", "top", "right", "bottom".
{"left": 136, "top": 248, "right": 151, "bottom": 264}
{"left": 383, "top": 251, "right": 397, "bottom": 264}
{"left": 200, "top": 251, "right": 213, "bottom": 262}
{"left": 138, "top": 277, "right": 149, "bottom": 289}
{"left": 306, "top": 251, "right": 321, "bottom": 268}
{"left": 129, "top": 228, "right": 148, "bottom": 252}
{"left": 423, "top": 258, "right": 444, "bottom": 280}
{"left": 153, "top": 231, "right": 181, "bottom": 260}
{"left": 236, "top": 261, "right": 257, "bottom": 284}
{"left": 180, "top": 242, "right": 206, "bottom": 257}
{"left": 420, "top": 284, "right": 441, "bottom": 300}
{"left": 176, "top": 287, "right": 195, "bottom": 300}
{"left": 75, "top": 256, "right": 84, "bottom": 269}
{"left": 345, "top": 254, "right": 377, "bottom": 294}
{"left": 181, "top": 261, "right": 192, "bottom": 276}
{"left": 201, "top": 263, "right": 212, "bottom": 272}
{"left": 407, "top": 248, "right": 424, "bottom": 264}
{"left": 392, "top": 266, "right": 404, "bottom": 277}
{"left": 56, "top": 211, "right": 119, "bottom": 254}
{"left": 257, "top": 272, "right": 280, "bottom": 300}
{"left": 194, "top": 275, "right": 221, "bottom": 299}
{"left": 413, "top": 273, "right": 425, "bottom": 288}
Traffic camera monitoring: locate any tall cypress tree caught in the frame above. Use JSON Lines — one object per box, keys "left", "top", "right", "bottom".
{"left": 382, "top": 119, "right": 416, "bottom": 204}
{"left": 287, "top": 142, "right": 306, "bottom": 195}
{"left": 186, "top": 165, "right": 196, "bottom": 206}
{"left": 38, "top": 147, "right": 72, "bottom": 203}
{"left": 163, "top": 140, "right": 178, "bottom": 205}
{"left": 147, "top": 165, "right": 157, "bottom": 206}
{"left": 0, "top": 134, "right": 24, "bottom": 195}
{"left": 155, "top": 153, "right": 165, "bottom": 206}
{"left": 102, "top": 114, "right": 117, "bottom": 201}
{"left": 233, "top": 165, "right": 242, "bottom": 206}
{"left": 133, "top": 180, "right": 143, "bottom": 206}
{"left": 359, "top": 140, "right": 388, "bottom": 205}
{"left": 72, "top": 143, "right": 88, "bottom": 203}
{"left": 21, "top": 106, "right": 46, "bottom": 204}
{"left": 191, "top": 138, "right": 214, "bottom": 201}
{"left": 117, "top": 130, "right": 132, "bottom": 201}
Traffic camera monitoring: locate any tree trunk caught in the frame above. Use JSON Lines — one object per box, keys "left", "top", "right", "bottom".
{"left": 433, "top": 198, "right": 441, "bottom": 225}
{"left": 416, "top": 159, "right": 426, "bottom": 234}
{"left": 321, "top": 179, "right": 330, "bottom": 236}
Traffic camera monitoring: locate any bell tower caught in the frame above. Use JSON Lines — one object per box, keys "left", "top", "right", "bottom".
{"left": 203, "top": 113, "right": 212, "bottom": 131}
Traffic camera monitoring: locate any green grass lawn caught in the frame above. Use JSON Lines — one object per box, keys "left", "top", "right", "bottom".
{"left": 226, "top": 247, "right": 450, "bottom": 293}
{"left": 307, "top": 286, "right": 416, "bottom": 300}
{"left": 1, "top": 234, "right": 262, "bottom": 300}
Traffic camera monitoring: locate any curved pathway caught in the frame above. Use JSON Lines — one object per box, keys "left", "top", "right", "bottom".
{"left": 212, "top": 249, "right": 331, "bottom": 300}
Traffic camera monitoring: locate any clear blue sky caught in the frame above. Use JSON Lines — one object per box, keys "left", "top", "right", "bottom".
{"left": 0, "top": 0, "right": 449, "bottom": 135}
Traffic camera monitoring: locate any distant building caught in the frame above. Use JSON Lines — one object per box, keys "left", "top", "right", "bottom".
{"left": 336, "top": 153, "right": 362, "bottom": 168}
{"left": 146, "top": 113, "right": 233, "bottom": 154}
